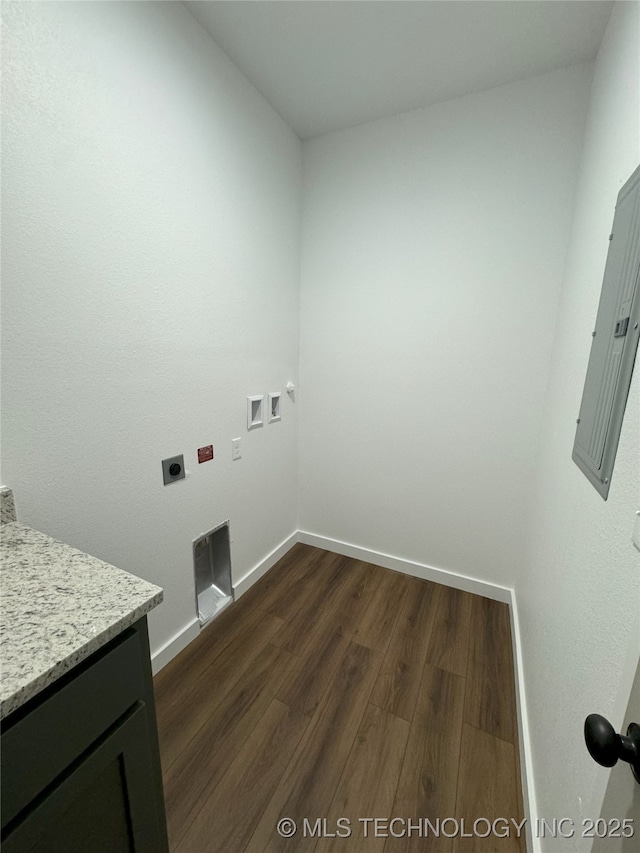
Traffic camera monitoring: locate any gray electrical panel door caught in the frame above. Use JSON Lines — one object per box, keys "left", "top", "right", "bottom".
{"left": 573, "top": 165, "right": 640, "bottom": 499}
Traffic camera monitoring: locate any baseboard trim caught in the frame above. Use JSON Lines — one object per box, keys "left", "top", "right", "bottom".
{"left": 297, "top": 531, "right": 512, "bottom": 603}
{"left": 509, "top": 589, "right": 539, "bottom": 853}
{"left": 150, "top": 617, "right": 200, "bottom": 675}
{"left": 233, "top": 531, "right": 299, "bottom": 599}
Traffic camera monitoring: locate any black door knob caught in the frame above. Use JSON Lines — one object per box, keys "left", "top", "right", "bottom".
{"left": 584, "top": 714, "right": 640, "bottom": 784}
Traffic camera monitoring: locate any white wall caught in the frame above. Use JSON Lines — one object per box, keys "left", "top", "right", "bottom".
{"left": 1, "top": 1, "right": 302, "bottom": 656}
{"left": 298, "top": 64, "right": 592, "bottom": 589}
{"left": 3, "top": 12, "right": 637, "bottom": 836}
{"left": 517, "top": 3, "right": 640, "bottom": 848}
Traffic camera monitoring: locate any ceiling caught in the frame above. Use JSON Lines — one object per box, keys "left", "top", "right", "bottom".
{"left": 184, "top": 1, "right": 613, "bottom": 139}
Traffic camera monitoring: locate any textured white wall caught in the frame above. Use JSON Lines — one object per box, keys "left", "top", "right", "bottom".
{"left": 1, "top": 1, "right": 302, "bottom": 655}
{"left": 517, "top": 3, "right": 640, "bottom": 847}
{"left": 3, "top": 15, "right": 637, "bottom": 837}
{"left": 298, "top": 65, "right": 592, "bottom": 588}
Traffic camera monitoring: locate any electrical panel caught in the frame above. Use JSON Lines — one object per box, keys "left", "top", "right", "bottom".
{"left": 573, "top": 165, "right": 640, "bottom": 499}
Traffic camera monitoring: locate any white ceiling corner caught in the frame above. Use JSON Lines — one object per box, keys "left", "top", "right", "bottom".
{"left": 184, "top": 0, "right": 614, "bottom": 139}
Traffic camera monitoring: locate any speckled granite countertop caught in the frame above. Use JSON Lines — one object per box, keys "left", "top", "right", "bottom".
{"left": 0, "top": 522, "right": 163, "bottom": 720}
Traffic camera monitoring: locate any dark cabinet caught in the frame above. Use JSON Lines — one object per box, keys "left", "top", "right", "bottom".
{"left": 1, "top": 619, "right": 168, "bottom": 853}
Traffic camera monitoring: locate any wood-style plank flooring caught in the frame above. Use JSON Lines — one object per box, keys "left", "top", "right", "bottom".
{"left": 154, "top": 544, "right": 525, "bottom": 853}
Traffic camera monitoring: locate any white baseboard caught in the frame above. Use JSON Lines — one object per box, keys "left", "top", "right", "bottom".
{"left": 297, "top": 530, "right": 512, "bottom": 603}
{"left": 151, "top": 617, "right": 200, "bottom": 675}
{"left": 509, "top": 589, "right": 539, "bottom": 853}
{"left": 233, "top": 531, "right": 298, "bottom": 599}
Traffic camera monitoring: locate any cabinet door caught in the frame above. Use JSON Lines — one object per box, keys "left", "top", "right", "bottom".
{"left": 2, "top": 701, "right": 167, "bottom": 853}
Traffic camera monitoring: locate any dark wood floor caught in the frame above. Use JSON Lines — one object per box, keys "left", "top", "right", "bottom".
{"left": 154, "top": 544, "right": 525, "bottom": 853}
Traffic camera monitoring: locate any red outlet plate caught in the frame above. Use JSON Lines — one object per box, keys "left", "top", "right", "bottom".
{"left": 198, "top": 445, "right": 214, "bottom": 463}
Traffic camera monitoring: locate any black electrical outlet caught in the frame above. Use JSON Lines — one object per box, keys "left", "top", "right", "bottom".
{"left": 162, "top": 455, "right": 185, "bottom": 485}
